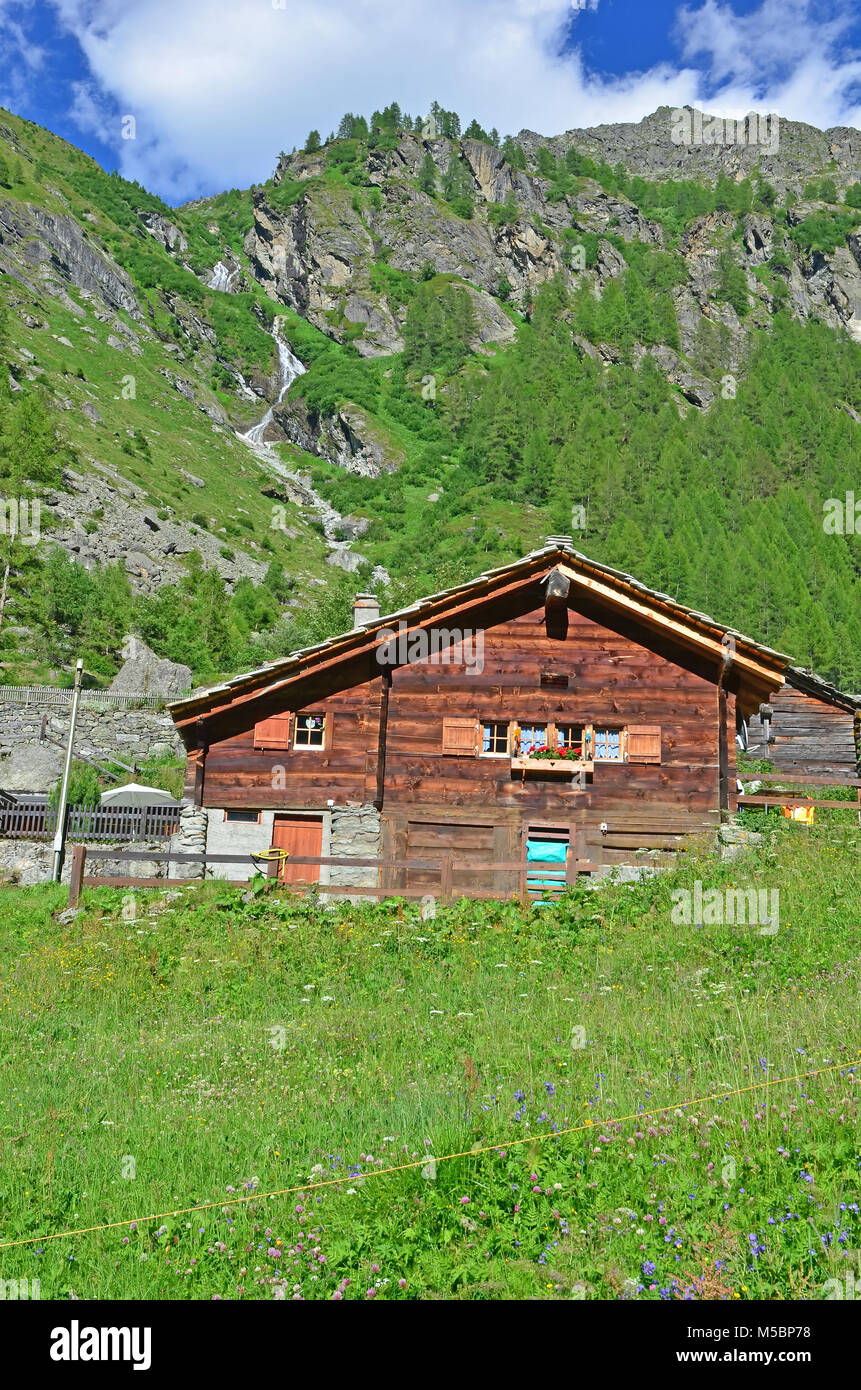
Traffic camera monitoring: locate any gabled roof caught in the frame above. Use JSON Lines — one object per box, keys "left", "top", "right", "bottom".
{"left": 169, "top": 541, "right": 790, "bottom": 745}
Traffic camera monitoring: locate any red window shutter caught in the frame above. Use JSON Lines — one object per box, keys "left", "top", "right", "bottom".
{"left": 253, "top": 713, "right": 292, "bottom": 749}
{"left": 627, "top": 724, "right": 662, "bottom": 763}
{"left": 442, "top": 716, "right": 478, "bottom": 756}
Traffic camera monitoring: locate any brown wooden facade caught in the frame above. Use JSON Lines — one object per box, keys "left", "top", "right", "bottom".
{"left": 746, "top": 669, "right": 860, "bottom": 780}
{"left": 170, "top": 544, "right": 795, "bottom": 883}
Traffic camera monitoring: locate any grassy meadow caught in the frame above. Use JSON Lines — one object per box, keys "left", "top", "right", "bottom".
{"left": 0, "top": 818, "right": 859, "bottom": 1301}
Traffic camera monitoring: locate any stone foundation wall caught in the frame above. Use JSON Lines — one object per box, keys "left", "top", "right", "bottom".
{"left": 177, "top": 804, "right": 208, "bottom": 880}
{"left": 0, "top": 836, "right": 173, "bottom": 887}
{"left": 327, "top": 804, "right": 381, "bottom": 888}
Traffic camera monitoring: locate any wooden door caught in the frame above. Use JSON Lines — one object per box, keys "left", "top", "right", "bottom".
{"left": 271, "top": 815, "right": 323, "bottom": 883}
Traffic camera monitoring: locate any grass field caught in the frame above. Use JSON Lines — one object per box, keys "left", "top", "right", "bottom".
{"left": 0, "top": 819, "right": 859, "bottom": 1301}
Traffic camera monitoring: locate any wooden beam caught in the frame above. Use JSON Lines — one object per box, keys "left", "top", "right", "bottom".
{"left": 544, "top": 567, "right": 570, "bottom": 642}
{"left": 192, "top": 717, "right": 207, "bottom": 806}
{"left": 68, "top": 844, "right": 86, "bottom": 907}
{"left": 718, "top": 685, "right": 729, "bottom": 815}
{"left": 363, "top": 668, "right": 391, "bottom": 810}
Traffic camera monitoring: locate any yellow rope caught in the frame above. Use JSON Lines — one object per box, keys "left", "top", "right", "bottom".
{"left": 0, "top": 1057, "right": 856, "bottom": 1252}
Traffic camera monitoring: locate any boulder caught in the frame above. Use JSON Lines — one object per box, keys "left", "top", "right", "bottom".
{"left": 109, "top": 640, "right": 193, "bottom": 698}
{"left": 0, "top": 742, "right": 64, "bottom": 793}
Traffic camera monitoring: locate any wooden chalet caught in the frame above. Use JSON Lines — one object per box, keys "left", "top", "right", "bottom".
{"left": 168, "top": 540, "right": 801, "bottom": 892}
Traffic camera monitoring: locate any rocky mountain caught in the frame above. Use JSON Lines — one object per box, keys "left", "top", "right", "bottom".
{"left": 0, "top": 102, "right": 859, "bottom": 690}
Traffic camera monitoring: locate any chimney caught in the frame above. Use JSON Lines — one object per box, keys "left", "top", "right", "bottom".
{"left": 353, "top": 592, "right": 380, "bottom": 628}
{"left": 545, "top": 534, "right": 574, "bottom": 549}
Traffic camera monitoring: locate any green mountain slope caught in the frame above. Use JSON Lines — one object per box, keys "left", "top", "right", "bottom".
{"left": 0, "top": 102, "right": 859, "bottom": 688}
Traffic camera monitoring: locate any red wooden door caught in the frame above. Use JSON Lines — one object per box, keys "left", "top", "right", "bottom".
{"left": 271, "top": 815, "right": 323, "bottom": 883}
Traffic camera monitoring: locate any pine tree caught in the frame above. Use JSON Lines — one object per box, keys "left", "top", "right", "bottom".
{"left": 536, "top": 147, "right": 557, "bottom": 179}
{"left": 715, "top": 171, "right": 734, "bottom": 212}
{"left": 304, "top": 130, "right": 321, "bottom": 153}
{"left": 418, "top": 151, "right": 437, "bottom": 195}
{"left": 715, "top": 251, "right": 750, "bottom": 317}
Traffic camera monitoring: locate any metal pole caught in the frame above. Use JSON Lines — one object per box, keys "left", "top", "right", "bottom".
{"left": 50, "top": 658, "right": 84, "bottom": 883}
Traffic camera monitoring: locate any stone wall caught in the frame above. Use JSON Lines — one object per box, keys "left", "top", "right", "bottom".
{"left": 328, "top": 804, "right": 381, "bottom": 888}
{"left": 0, "top": 697, "right": 184, "bottom": 792}
{"left": 0, "top": 836, "right": 174, "bottom": 887}
{"left": 177, "top": 804, "right": 208, "bottom": 880}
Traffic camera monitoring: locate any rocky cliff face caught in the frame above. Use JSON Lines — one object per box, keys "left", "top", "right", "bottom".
{"left": 0, "top": 196, "right": 141, "bottom": 319}
{"left": 1, "top": 102, "right": 860, "bottom": 678}
{"left": 520, "top": 106, "right": 861, "bottom": 197}
{"left": 236, "top": 121, "right": 861, "bottom": 377}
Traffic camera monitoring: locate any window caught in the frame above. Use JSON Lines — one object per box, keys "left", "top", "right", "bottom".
{"left": 481, "top": 721, "right": 509, "bottom": 756}
{"left": 594, "top": 728, "right": 623, "bottom": 761}
{"left": 556, "top": 724, "right": 583, "bottom": 755}
{"left": 518, "top": 724, "right": 547, "bottom": 756}
{"left": 293, "top": 713, "right": 326, "bottom": 748}
{"left": 224, "top": 809, "right": 261, "bottom": 824}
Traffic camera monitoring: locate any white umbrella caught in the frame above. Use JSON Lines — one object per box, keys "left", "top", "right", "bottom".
{"left": 99, "top": 782, "right": 181, "bottom": 806}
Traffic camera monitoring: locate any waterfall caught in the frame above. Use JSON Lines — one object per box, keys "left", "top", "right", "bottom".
{"left": 235, "top": 319, "right": 350, "bottom": 552}
{"left": 239, "top": 319, "right": 306, "bottom": 448}
{"left": 208, "top": 260, "right": 240, "bottom": 293}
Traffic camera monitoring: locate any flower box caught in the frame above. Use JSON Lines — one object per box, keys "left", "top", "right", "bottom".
{"left": 510, "top": 757, "right": 594, "bottom": 776}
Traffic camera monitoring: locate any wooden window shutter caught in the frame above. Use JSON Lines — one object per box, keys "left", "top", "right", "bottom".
{"left": 253, "top": 713, "right": 292, "bottom": 749}
{"left": 626, "top": 724, "right": 662, "bottom": 763}
{"left": 442, "top": 716, "right": 479, "bottom": 756}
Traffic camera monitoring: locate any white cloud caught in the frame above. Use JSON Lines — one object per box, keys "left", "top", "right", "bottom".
{"left": 0, "top": 0, "right": 47, "bottom": 111}
{"left": 40, "top": 0, "right": 861, "bottom": 202}
{"left": 675, "top": 0, "right": 861, "bottom": 129}
{"left": 68, "top": 80, "right": 115, "bottom": 145}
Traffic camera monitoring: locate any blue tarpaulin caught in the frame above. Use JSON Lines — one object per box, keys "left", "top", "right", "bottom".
{"left": 526, "top": 838, "right": 568, "bottom": 894}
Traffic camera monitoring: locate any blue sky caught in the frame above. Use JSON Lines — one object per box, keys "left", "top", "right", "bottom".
{"left": 1, "top": 0, "right": 859, "bottom": 204}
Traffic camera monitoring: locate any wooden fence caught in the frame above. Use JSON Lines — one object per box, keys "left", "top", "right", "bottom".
{"left": 68, "top": 846, "right": 599, "bottom": 908}
{"left": 0, "top": 802, "right": 182, "bottom": 841}
{"left": 736, "top": 775, "right": 861, "bottom": 821}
